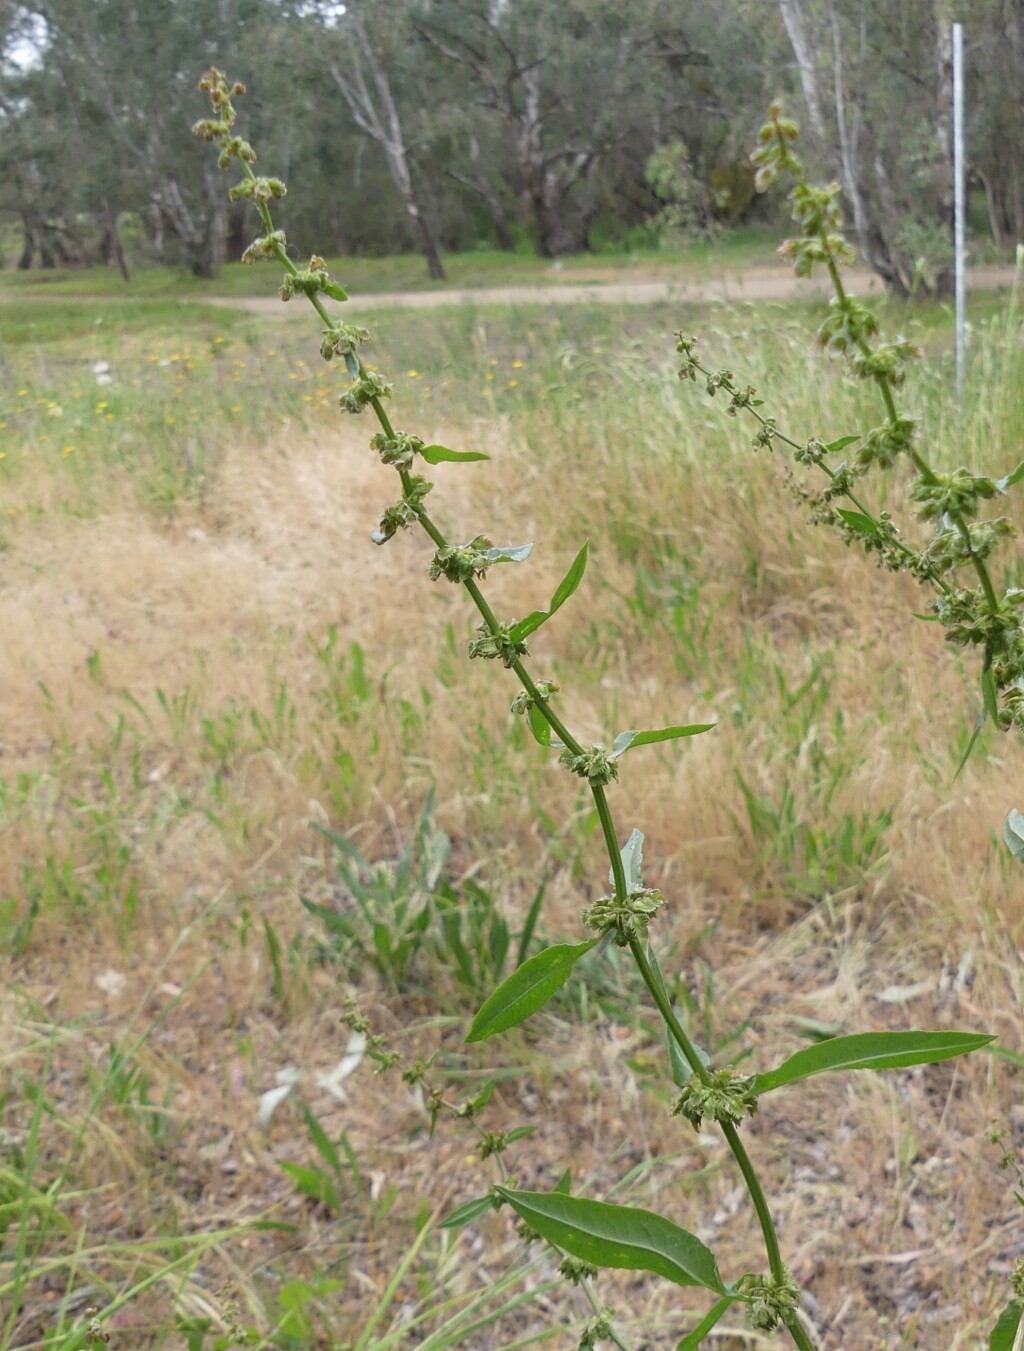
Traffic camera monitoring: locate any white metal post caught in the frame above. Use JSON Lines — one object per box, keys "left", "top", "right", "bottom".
{"left": 953, "top": 21, "right": 966, "bottom": 404}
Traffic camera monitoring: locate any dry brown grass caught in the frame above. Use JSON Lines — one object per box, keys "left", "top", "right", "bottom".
{"left": 2, "top": 318, "right": 1024, "bottom": 1351}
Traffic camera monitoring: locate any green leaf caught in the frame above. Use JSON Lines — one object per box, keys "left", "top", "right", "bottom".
{"left": 982, "top": 666, "right": 1000, "bottom": 723}
{"left": 1004, "top": 809, "right": 1024, "bottom": 863}
{"left": 954, "top": 709, "right": 987, "bottom": 779}
{"left": 677, "top": 1297, "right": 735, "bottom": 1350}
{"left": 527, "top": 703, "right": 551, "bottom": 745}
{"left": 826, "top": 435, "right": 860, "bottom": 453}
{"left": 990, "top": 1300, "right": 1023, "bottom": 1351}
{"left": 988, "top": 1043, "right": 1024, "bottom": 1069}
{"left": 301, "top": 1104, "right": 341, "bottom": 1177}
{"left": 439, "top": 1195, "right": 494, "bottom": 1230}
{"left": 619, "top": 828, "right": 644, "bottom": 891}
{"left": 322, "top": 280, "right": 348, "bottom": 302}
{"left": 612, "top": 724, "right": 716, "bottom": 757}
{"left": 469, "top": 1079, "right": 495, "bottom": 1113}
{"left": 466, "top": 940, "right": 600, "bottom": 1042}
{"left": 755, "top": 1030, "right": 995, "bottom": 1094}
{"left": 480, "top": 543, "right": 533, "bottom": 564}
{"left": 645, "top": 941, "right": 704, "bottom": 1086}
{"left": 300, "top": 897, "right": 356, "bottom": 940}
{"left": 420, "top": 444, "right": 490, "bottom": 465}
{"left": 836, "top": 508, "right": 878, "bottom": 535}
{"left": 505, "top": 1125, "right": 537, "bottom": 1144}
{"left": 996, "top": 461, "right": 1024, "bottom": 492}
{"left": 526, "top": 703, "right": 562, "bottom": 749}
{"left": 510, "top": 542, "right": 589, "bottom": 641}
{"left": 554, "top": 1168, "right": 572, "bottom": 1194}
{"left": 278, "top": 1162, "right": 340, "bottom": 1211}
{"left": 493, "top": 1188, "right": 726, "bottom": 1293}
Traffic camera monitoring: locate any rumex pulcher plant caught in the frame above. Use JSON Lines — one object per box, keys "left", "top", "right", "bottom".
{"left": 191, "top": 71, "right": 1020, "bottom": 1351}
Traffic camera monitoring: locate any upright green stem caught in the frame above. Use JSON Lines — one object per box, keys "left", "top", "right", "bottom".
{"left": 237, "top": 167, "right": 817, "bottom": 1351}
{"left": 627, "top": 935, "right": 709, "bottom": 1085}
{"left": 719, "top": 1122, "right": 782, "bottom": 1274}
{"left": 591, "top": 784, "right": 629, "bottom": 903}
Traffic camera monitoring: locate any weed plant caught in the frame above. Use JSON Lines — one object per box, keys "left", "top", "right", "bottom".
{"left": 4, "top": 76, "right": 1023, "bottom": 1351}
{"left": 187, "top": 72, "right": 1024, "bottom": 1351}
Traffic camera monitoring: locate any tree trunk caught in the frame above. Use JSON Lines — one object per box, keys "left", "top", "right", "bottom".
{"left": 408, "top": 200, "right": 446, "bottom": 278}
{"left": 872, "top": 153, "right": 916, "bottom": 298}
{"left": 1008, "top": 0, "right": 1024, "bottom": 243}
{"left": 38, "top": 225, "right": 57, "bottom": 269}
{"left": 778, "top": 0, "right": 828, "bottom": 146}
{"left": 536, "top": 169, "right": 595, "bottom": 255}
{"left": 328, "top": 19, "right": 447, "bottom": 282}
{"left": 977, "top": 167, "right": 1005, "bottom": 248}
{"left": 933, "top": 0, "right": 954, "bottom": 227}
{"left": 449, "top": 169, "right": 516, "bottom": 251}
{"left": 226, "top": 206, "right": 246, "bottom": 263}
{"left": 17, "top": 216, "right": 34, "bottom": 270}
{"left": 100, "top": 201, "right": 131, "bottom": 281}
{"left": 159, "top": 178, "right": 217, "bottom": 278}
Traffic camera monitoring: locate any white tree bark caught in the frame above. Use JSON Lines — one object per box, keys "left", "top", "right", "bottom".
{"left": 778, "top": 0, "right": 827, "bottom": 144}
{"left": 329, "top": 15, "right": 447, "bottom": 280}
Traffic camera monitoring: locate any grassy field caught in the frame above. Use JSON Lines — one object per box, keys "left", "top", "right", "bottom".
{"left": 0, "top": 228, "right": 785, "bottom": 301}
{"left": 2, "top": 272, "right": 1024, "bottom": 1350}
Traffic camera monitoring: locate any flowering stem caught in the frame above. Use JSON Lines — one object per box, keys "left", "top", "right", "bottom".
{"left": 690, "top": 357, "right": 953, "bottom": 596}
{"left": 211, "top": 89, "right": 818, "bottom": 1351}
{"left": 819, "top": 229, "right": 1002, "bottom": 618}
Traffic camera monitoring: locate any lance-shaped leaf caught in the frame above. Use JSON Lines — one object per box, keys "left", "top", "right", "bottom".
{"left": 526, "top": 704, "right": 563, "bottom": 749}
{"left": 480, "top": 543, "right": 533, "bottom": 565}
{"left": 618, "top": 828, "right": 645, "bottom": 890}
{"left": 954, "top": 708, "right": 987, "bottom": 780}
{"left": 677, "top": 1297, "right": 736, "bottom": 1350}
{"left": 612, "top": 724, "right": 716, "bottom": 758}
{"left": 509, "top": 543, "right": 589, "bottom": 642}
{"left": 528, "top": 704, "right": 551, "bottom": 746}
{"left": 420, "top": 444, "right": 490, "bottom": 465}
{"left": 990, "top": 1300, "right": 1023, "bottom": 1351}
{"left": 439, "top": 1195, "right": 494, "bottom": 1230}
{"left": 1004, "top": 809, "right": 1024, "bottom": 863}
{"left": 826, "top": 435, "right": 859, "bottom": 453}
{"left": 466, "top": 939, "right": 599, "bottom": 1043}
{"left": 996, "top": 461, "right": 1024, "bottom": 492}
{"left": 836, "top": 508, "right": 877, "bottom": 536}
{"left": 493, "top": 1188, "right": 727, "bottom": 1293}
{"left": 323, "top": 280, "right": 348, "bottom": 302}
{"left": 755, "top": 1029, "right": 995, "bottom": 1095}
{"left": 505, "top": 1124, "right": 536, "bottom": 1144}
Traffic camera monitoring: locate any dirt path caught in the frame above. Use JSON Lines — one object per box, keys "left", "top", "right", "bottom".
{"left": 205, "top": 263, "right": 1021, "bottom": 315}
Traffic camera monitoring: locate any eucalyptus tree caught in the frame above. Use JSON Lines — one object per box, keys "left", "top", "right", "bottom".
{"left": 308, "top": 0, "right": 447, "bottom": 280}
{"left": 774, "top": 0, "right": 1018, "bottom": 296}
{"left": 416, "top": 0, "right": 714, "bottom": 257}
